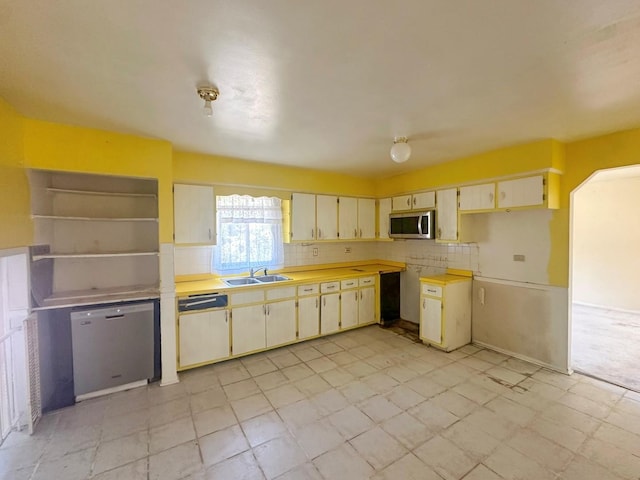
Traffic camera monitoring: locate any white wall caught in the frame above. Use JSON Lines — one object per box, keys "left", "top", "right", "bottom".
{"left": 573, "top": 175, "right": 640, "bottom": 311}
{"left": 473, "top": 209, "right": 554, "bottom": 284}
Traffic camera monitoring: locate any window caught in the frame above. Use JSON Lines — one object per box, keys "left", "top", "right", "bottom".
{"left": 214, "top": 195, "right": 284, "bottom": 274}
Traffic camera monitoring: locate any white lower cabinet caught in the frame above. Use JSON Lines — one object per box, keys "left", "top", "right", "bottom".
{"left": 232, "top": 304, "right": 266, "bottom": 355}
{"left": 266, "top": 299, "right": 296, "bottom": 347}
{"left": 320, "top": 292, "right": 340, "bottom": 334}
{"left": 419, "top": 277, "right": 471, "bottom": 352}
{"left": 340, "top": 289, "right": 358, "bottom": 329}
{"left": 298, "top": 296, "right": 320, "bottom": 339}
{"left": 178, "top": 309, "right": 229, "bottom": 368}
{"left": 358, "top": 287, "right": 376, "bottom": 325}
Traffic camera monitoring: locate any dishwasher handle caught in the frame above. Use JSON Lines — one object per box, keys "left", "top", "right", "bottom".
{"left": 178, "top": 294, "right": 228, "bottom": 312}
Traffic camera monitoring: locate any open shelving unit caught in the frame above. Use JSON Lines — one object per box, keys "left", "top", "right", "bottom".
{"left": 29, "top": 170, "right": 161, "bottom": 309}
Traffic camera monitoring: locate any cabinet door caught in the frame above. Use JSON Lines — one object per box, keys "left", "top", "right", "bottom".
{"left": 338, "top": 197, "right": 358, "bottom": 240}
{"left": 357, "top": 198, "right": 376, "bottom": 239}
{"left": 231, "top": 304, "right": 266, "bottom": 355}
{"left": 340, "top": 289, "right": 358, "bottom": 329}
{"left": 358, "top": 287, "right": 376, "bottom": 325}
{"left": 436, "top": 188, "right": 458, "bottom": 242}
{"left": 498, "top": 176, "right": 544, "bottom": 208}
{"left": 178, "top": 310, "right": 229, "bottom": 367}
{"left": 316, "top": 195, "right": 338, "bottom": 240}
{"left": 174, "top": 184, "right": 215, "bottom": 244}
{"left": 291, "top": 193, "right": 316, "bottom": 241}
{"left": 392, "top": 195, "right": 412, "bottom": 211}
{"left": 412, "top": 191, "right": 436, "bottom": 210}
{"left": 459, "top": 183, "right": 495, "bottom": 211}
{"left": 378, "top": 198, "right": 392, "bottom": 239}
{"left": 320, "top": 293, "right": 340, "bottom": 334}
{"left": 266, "top": 299, "right": 296, "bottom": 347}
{"left": 298, "top": 296, "right": 320, "bottom": 339}
{"left": 420, "top": 297, "right": 442, "bottom": 344}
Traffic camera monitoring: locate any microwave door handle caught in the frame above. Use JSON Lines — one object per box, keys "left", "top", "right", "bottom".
{"left": 417, "top": 216, "right": 423, "bottom": 236}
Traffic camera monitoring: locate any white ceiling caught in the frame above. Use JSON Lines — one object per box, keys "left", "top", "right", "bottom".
{"left": 2, "top": 1, "right": 640, "bottom": 178}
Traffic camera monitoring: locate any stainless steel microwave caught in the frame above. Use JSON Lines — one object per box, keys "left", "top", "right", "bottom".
{"left": 389, "top": 211, "right": 435, "bottom": 239}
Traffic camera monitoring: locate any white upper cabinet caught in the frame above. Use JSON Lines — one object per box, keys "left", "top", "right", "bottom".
{"left": 459, "top": 183, "right": 495, "bottom": 211}
{"left": 436, "top": 188, "right": 458, "bottom": 242}
{"left": 338, "top": 196, "right": 358, "bottom": 240}
{"left": 497, "top": 175, "right": 544, "bottom": 208}
{"left": 174, "top": 184, "right": 215, "bottom": 244}
{"left": 291, "top": 193, "right": 317, "bottom": 241}
{"left": 391, "top": 195, "right": 412, "bottom": 211}
{"left": 357, "top": 198, "right": 376, "bottom": 239}
{"left": 412, "top": 191, "right": 436, "bottom": 210}
{"left": 316, "top": 195, "right": 338, "bottom": 240}
{"left": 378, "top": 198, "right": 392, "bottom": 239}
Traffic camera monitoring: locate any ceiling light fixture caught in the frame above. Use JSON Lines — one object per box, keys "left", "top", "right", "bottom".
{"left": 197, "top": 86, "right": 219, "bottom": 117}
{"left": 390, "top": 136, "right": 411, "bottom": 163}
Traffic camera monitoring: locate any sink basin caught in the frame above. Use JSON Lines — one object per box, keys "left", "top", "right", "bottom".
{"left": 255, "top": 274, "right": 291, "bottom": 283}
{"left": 223, "top": 277, "right": 261, "bottom": 286}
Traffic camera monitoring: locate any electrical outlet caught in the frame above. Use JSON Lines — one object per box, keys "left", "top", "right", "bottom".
{"left": 313, "top": 247, "right": 318, "bottom": 256}
{"left": 513, "top": 254, "right": 525, "bottom": 262}
{"left": 344, "top": 247, "right": 352, "bottom": 254}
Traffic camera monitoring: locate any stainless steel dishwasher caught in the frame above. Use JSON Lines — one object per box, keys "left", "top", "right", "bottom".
{"left": 71, "top": 302, "right": 154, "bottom": 398}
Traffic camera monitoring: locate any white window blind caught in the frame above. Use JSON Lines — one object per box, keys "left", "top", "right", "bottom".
{"left": 214, "top": 195, "right": 284, "bottom": 274}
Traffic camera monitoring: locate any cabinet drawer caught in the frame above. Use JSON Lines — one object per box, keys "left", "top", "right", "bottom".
{"left": 358, "top": 276, "right": 375, "bottom": 287}
{"left": 340, "top": 278, "right": 358, "bottom": 290}
{"left": 421, "top": 284, "right": 442, "bottom": 297}
{"left": 297, "top": 284, "right": 319, "bottom": 296}
{"left": 321, "top": 281, "right": 340, "bottom": 293}
{"left": 266, "top": 286, "right": 296, "bottom": 301}
{"left": 230, "top": 289, "right": 264, "bottom": 305}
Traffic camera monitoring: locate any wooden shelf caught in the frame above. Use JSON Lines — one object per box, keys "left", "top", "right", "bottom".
{"left": 32, "top": 251, "right": 159, "bottom": 261}
{"left": 47, "top": 187, "right": 157, "bottom": 198}
{"left": 32, "top": 215, "right": 158, "bottom": 222}
{"left": 32, "top": 285, "right": 160, "bottom": 310}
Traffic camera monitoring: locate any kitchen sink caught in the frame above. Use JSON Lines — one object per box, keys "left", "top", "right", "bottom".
{"left": 223, "top": 277, "right": 261, "bottom": 286}
{"left": 255, "top": 274, "right": 291, "bottom": 283}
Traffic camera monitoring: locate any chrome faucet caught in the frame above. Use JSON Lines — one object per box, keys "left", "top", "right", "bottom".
{"left": 249, "top": 266, "right": 268, "bottom": 277}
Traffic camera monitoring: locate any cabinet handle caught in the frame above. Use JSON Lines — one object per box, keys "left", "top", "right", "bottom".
{"left": 303, "top": 288, "right": 312, "bottom": 292}
{"left": 311, "top": 228, "right": 314, "bottom": 238}
{"left": 500, "top": 191, "right": 506, "bottom": 200}
{"left": 208, "top": 228, "right": 212, "bottom": 240}
{"left": 225, "top": 310, "right": 228, "bottom": 323}
{"left": 267, "top": 305, "right": 270, "bottom": 315}
{"left": 318, "top": 228, "right": 322, "bottom": 238}
{"left": 354, "top": 228, "right": 357, "bottom": 238}
{"left": 360, "top": 291, "right": 362, "bottom": 300}
{"left": 263, "top": 305, "right": 266, "bottom": 315}
{"left": 407, "top": 197, "right": 411, "bottom": 206}
{"left": 359, "top": 228, "right": 362, "bottom": 238}
{"left": 315, "top": 298, "right": 318, "bottom": 308}
{"left": 323, "top": 297, "right": 326, "bottom": 306}
{"left": 489, "top": 192, "right": 494, "bottom": 202}
{"left": 413, "top": 196, "right": 416, "bottom": 206}
{"left": 437, "top": 227, "right": 442, "bottom": 239}
{"left": 355, "top": 291, "right": 358, "bottom": 300}
{"left": 423, "top": 299, "right": 426, "bottom": 308}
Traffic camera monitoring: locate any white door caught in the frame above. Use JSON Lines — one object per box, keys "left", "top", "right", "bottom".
{"left": 316, "top": 195, "right": 338, "bottom": 240}
{"left": 421, "top": 297, "right": 442, "bottom": 344}
{"left": 358, "top": 287, "right": 376, "bottom": 325}
{"left": 392, "top": 195, "right": 412, "bottom": 211}
{"left": 291, "top": 193, "right": 316, "bottom": 241}
{"left": 412, "top": 191, "right": 436, "bottom": 210}
{"left": 340, "top": 289, "right": 358, "bottom": 329}
{"left": 498, "top": 176, "right": 544, "bottom": 208}
{"left": 357, "top": 198, "right": 376, "bottom": 239}
{"left": 378, "top": 198, "right": 392, "bottom": 239}
{"left": 298, "top": 296, "right": 320, "bottom": 339}
{"left": 231, "top": 304, "right": 266, "bottom": 355}
{"left": 459, "top": 183, "right": 495, "bottom": 211}
{"left": 179, "top": 309, "right": 229, "bottom": 367}
{"left": 320, "top": 293, "right": 340, "bottom": 334}
{"left": 266, "top": 299, "right": 296, "bottom": 347}
{"left": 338, "top": 197, "right": 358, "bottom": 240}
{"left": 436, "top": 188, "right": 458, "bottom": 242}
{"left": 174, "top": 184, "right": 215, "bottom": 244}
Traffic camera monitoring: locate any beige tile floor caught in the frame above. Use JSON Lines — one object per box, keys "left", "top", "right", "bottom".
{"left": 1, "top": 325, "right": 640, "bottom": 480}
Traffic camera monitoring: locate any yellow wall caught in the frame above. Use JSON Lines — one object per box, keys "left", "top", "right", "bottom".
{"left": 174, "top": 151, "right": 376, "bottom": 197}
{"left": 548, "top": 128, "right": 640, "bottom": 286}
{"left": 374, "top": 139, "right": 565, "bottom": 196}
{"left": 22, "top": 119, "right": 175, "bottom": 243}
{"left": 0, "top": 98, "right": 32, "bottom": 248}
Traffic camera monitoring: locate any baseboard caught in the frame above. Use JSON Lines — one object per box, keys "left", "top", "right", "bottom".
{"left": 75, "top": 379, "right": 148, "bottom": 402}
{"left": 472, "top": 340, "right": 570, "bottom": 375}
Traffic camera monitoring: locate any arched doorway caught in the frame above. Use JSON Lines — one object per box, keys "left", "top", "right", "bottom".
{"left": 569, "top": 165, "right": 640, "bottom": 391}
